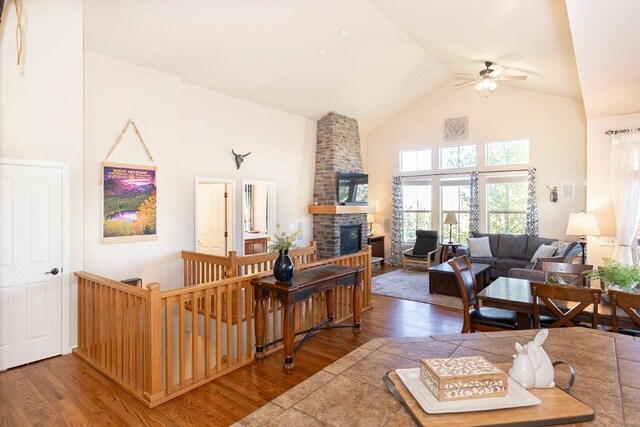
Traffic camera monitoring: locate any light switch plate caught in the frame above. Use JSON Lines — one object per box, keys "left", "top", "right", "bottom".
{"left": 599, "top": 237, "right": 616, "bottom": 247}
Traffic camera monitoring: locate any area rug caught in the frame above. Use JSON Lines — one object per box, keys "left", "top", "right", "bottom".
{"left": 372, "top": 269, "right": 463, "bottom": 309}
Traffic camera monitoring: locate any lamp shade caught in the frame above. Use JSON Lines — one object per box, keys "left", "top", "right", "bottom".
{"left": 566, "top": 212, "right": 600, "bottom": 236}
{"left": 444, "top": 212, "right": 459, "bottom": 225}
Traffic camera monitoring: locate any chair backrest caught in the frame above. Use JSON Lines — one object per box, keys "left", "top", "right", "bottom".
{"left": 413, "top": 230, "right": 439, "bottom": 256}
{"left": 448, "top": 256, "right": 479, "bottom": 333}
{"left": 448, "top": 256, "right": 479, "bottom": 308}
{"left": 541, "top": 262, "right": 593, "bottom": 287}
{"left": 530, "top": 281, "right": 602, "bottom": 328}
{"left": 609, "top": 289, "right": 640, "bottom": 335}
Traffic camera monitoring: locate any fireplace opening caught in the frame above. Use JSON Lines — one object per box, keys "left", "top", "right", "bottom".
{"left": 340, "top": 225, "right": 362, "bottom": 256}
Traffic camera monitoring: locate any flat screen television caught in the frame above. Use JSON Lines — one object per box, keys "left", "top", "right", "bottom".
{"left": 336, "top": 172, "right": 368, "bottom": 205}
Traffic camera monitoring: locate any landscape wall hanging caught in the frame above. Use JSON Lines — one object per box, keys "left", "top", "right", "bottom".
{"left": 102, "top": 163, "right": 157, "bottom": 243}
{"left": 101, "top": 119, "right": 157, "bottom": 243}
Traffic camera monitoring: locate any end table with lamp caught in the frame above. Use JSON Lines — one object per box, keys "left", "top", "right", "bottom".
{"left": 441, "top": 212, "right": 460, "bottom": 260}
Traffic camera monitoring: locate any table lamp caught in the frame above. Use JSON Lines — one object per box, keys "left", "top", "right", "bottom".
{"left": 566, "top": 212, "right": 600, "bottom": 264}
{"left": 444, "top": 212, "right": 458, "bottom": 244}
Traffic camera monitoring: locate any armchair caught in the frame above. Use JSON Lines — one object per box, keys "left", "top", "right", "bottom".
{"left": 403, "top": 230, "right": 440, "bottom": 270}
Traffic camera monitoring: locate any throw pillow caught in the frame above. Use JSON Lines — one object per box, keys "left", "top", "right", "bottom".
{"left": 467, "top": 237, "right": 493, "bottom": 257}
{"left": 551, "top": 241, "right": 571, "bottom": 257}
{"left": 530, "top": 244, "right": 558, "bottom": 263}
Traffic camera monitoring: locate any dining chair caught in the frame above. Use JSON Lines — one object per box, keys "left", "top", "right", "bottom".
{"left": 530, "top": 281, "right": 602, "bottom": 328}
{"left": 541, "top": 262, "right": 593, "bottom": 287}
{"left": 449, "top": 256, "right": 517, "bottom": 333}
{"left": 403, "top": 230, "right": 440, "bottom": 270}
{"left": 608, "top": 289, "right": 640, "bottom": 336}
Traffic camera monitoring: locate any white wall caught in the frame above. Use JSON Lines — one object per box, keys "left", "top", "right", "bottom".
{"left": 84, "top": 52, "right": 316, "bottom": 289}
{"left": 586, "top": 112, "right": 640, "bottom": 265}
{"left": 0, "top": 0, "right": 84, "bottom": 350}
{"left": 362, "top": 83, "right": 586, "bottom": 252}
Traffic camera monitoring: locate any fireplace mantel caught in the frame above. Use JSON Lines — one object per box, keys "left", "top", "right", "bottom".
{"left": 308, "top": 205, "right": 375, "bottom": 215}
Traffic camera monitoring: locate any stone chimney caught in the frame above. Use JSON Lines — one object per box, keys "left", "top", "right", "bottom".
{"left": 311, "top": 112, "right": 367, "bottom": 259}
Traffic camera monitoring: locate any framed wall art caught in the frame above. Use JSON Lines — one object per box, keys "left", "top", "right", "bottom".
{"left": 102, "top": 162, "right": 157, "bottom": 243}
{"left": 444, "top": 116, "right": 469, "bottom": 141}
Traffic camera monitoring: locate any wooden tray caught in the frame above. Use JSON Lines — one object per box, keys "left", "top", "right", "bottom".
{"left": 384, "top": 365, "right": 594, "bottom": 427}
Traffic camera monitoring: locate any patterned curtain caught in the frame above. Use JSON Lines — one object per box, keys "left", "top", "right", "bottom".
{"left": 388, "top": 176, "right": 404, "bottom": 266}
{"left": 469, "top": 171, "right": 479, "bottom": 234}
{"left": 525, "top": 167, "right": 539, "bottom": 236}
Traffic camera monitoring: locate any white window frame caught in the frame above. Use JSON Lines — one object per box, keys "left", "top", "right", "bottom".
{"left": 485, "top": 174, "right": 527, "bottom": 234}
{"left": 439, "top": 143, "right": 477, "bottom": 170}
{"left": 399, "top": 148, "right": 432, "bottom": 174}
{"left": 440, "top": 178, "right": 471, "bottom": 244}
{"left": 485, "top": 139, "right": 530, "bottom": 167}
{"left": 401, "top": 179, "right": 432, "bottom": 244}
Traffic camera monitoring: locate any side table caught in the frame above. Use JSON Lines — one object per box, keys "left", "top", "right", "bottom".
{"left": 439, "top": 243, "right": 460, "bottom": 262}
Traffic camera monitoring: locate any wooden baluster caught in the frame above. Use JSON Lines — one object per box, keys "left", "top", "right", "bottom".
{"left": 165, "top": 298, "right": 173, "bottom": 395}
{"left": 178, "top": 294, "right": 185, "bottom": 388}
{"left": 204, "top": 289, "right": 211, "bottom": 376}
{"left": 226, "top": 284, "right": 233, "bottom": 367}
{"left": 191, "top": 291, "right": 198, "bottom": 382}
{"left": 215, "top": 286, "right": 222, "bottom": 370}
{"left": 145, "top": 283, "right": 162, "bottom": 403}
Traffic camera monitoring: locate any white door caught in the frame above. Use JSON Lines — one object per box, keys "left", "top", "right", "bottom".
{"left": 0, "top": 164, "right": 63, "bottom": 370}
{"left": 197, "top": 183, "right": 228, "bottom": 255}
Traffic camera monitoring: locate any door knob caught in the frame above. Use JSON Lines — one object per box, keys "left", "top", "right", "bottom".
{"left": 45, "top": 268, "right": 60, "bottom": 275}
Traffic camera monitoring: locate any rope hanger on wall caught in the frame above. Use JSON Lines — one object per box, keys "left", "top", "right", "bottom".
{"left": 100, "top": 119, "right": 156, "bottom": 183}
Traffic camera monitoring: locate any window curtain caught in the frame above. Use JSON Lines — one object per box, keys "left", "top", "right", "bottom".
{"left": 469, "top": 171, "right": 479, "bottom": 234}
{"left": 610, "top": 132, "right": 640, "bottom": 264}
{"left": 388, "top": 176, "right": 404, "bottom": 266}
{"left": 525, "top": 167, "right": 539, "bottom": 236}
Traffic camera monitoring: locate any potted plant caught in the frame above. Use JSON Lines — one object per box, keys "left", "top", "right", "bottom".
{"left": 585, "top": 258, "right": 640, "bottom": 296}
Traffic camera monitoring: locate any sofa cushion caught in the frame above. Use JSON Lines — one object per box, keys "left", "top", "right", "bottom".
{"left": 469, "top": 257, "right": 498, "bottom": 267}
{"left": 530, "top": 244, "right": 558, "bottom": 263}
{"left": 495, "top": 257, "right": 530, "bottom": 271}
{"left": 467, "top": 237, "right": 493, "bottom": 257}
{"left": 497, "top": 234, "right": 528, "bottom": 259}
{"left": 526, "top": 236, "right": 557, "bottom": 260}
{"left": 471, "top": 232, "right": 499, "bottom": 257}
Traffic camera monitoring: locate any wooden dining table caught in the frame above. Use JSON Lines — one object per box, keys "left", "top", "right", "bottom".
{"left": 477, "top": 276, "right": 638, "bottom": 330}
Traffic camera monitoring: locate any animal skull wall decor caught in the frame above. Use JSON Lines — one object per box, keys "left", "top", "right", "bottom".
{"left": 232, "top": 149, "right": 251, "bottom": 169}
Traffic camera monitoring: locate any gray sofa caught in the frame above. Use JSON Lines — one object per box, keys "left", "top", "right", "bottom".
{"left": 456, "top": 232, "right": 581, "bottom": 279}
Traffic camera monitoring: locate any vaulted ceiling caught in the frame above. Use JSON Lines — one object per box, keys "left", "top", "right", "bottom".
{"left": 83, "top": 1, "right": 638, "bottom": 134}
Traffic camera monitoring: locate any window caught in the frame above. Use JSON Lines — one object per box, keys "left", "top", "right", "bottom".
{"left": 402, "top": 180, "right": 431, "bottom": 243}
{"left": 400, "top": 148, "right": 431, "bottom": 172}
{"left": 486, "top": 178, "right": 527, "bottom": 234}
{"left": 486, "top": 139, "right": 529, "bottom": 166}
{"left": 440, "top": 181, "right": 470, "bottom": 243}
{"left": 440, "top": 144, "right": 477, "bottom": 169}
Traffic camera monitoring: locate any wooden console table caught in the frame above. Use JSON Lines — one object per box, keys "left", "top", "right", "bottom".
{"left": 252, "top": 264, "right": 364, "bottom": 373}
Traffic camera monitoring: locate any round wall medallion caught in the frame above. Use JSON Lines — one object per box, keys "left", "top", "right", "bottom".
{"left": 444, "top": 117, "right": 468, "bottom": 141}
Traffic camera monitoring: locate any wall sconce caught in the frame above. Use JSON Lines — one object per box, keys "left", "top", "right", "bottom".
{"left": 545, "top": 184, "right": 558, "bottom": 203}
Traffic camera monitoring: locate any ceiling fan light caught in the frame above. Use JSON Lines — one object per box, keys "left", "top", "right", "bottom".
{"left": 488, "top": 80, "right": 498, "bottom": 91}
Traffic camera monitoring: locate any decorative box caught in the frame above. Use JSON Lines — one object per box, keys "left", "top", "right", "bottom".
{"left": 420, "top": 356, "right": 508, "bottom": 402}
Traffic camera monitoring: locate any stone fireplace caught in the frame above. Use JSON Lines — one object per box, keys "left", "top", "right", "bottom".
{"left": 311, "top": 112, "right": 367, "bottom": 259}
{"left": 340, "top": 225, "right": 362, "bottom": 255}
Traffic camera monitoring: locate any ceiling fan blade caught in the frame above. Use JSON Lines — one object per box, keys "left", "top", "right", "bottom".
{"left": 496, "top": 75, "right": 528, "bottom": 81}
{"left": 489, "top": 66, "right": 506, "bottom": 78}
{"left": 454, "top": 80, "right": 478, "bottom": 89}
{"left": 454, "top": 73, "right": 479, "bottom": 81}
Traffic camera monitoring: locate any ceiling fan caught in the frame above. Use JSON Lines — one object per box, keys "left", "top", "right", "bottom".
{"left": 454, "top": 61, "right": 528, "bottom": 97}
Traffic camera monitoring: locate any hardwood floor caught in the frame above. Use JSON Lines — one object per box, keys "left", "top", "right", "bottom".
{"left": 0, "top": 267, "right": 463, "bottom": 426}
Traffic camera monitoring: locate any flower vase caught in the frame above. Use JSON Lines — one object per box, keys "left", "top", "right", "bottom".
{"left": 273, "top": 249, "right": 294, "bottom": 281}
